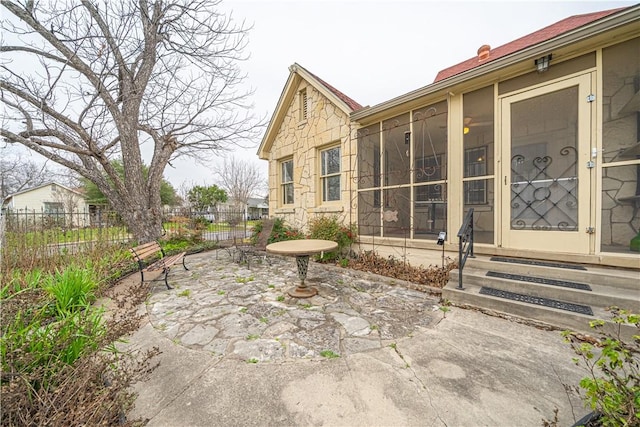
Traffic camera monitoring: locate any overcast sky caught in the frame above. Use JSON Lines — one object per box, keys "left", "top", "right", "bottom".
{"left": 4, "top": 1, "right": 636, "bottom": 192}
{"left": 162, "top": 0, "right": 636, "bottom": 189}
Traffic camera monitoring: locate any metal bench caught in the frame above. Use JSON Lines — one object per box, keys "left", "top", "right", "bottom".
{"left": 130, "top": 241, "right": 188, "bottom": 289}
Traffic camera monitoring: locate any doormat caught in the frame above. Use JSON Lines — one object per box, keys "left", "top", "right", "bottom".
{"left": 490, "top": 256, "right": 587, "bottom": 270}
{"left": 479, "top": 286, "right": 594, "bottom": 315}
{"left": 486, "top": 271, "right": 592, "bottom": 291}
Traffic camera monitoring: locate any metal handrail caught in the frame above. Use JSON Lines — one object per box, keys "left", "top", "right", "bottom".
{"left": 456, "top": 208, "right": 475, "bottom": 289}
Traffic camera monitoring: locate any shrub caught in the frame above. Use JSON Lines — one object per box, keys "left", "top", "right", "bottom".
{"left": 252, "top": 218, "right": 303, "bottom": 244}
{"left": 307, "top": 216, "right": 356, "bottom": 262}
{"left": 562, "top": 308, "right": 640, "bottom": 426}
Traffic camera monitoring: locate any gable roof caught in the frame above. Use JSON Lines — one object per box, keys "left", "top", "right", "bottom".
{"left": 2, "top": 181, "right": 85, "bottom": 206}
{"left": 305, "top": 68, "right": 363, "bottom": 111}
{"left": 434, "top": 7, "right": 625, "bottom": 82}
{"left": 257, "top": 63, "right": 362, "bottom": 159}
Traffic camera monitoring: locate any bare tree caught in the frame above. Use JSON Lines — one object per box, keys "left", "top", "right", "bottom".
{"left": 214, "top": 156, "right": 265, "bottom": 209}
{"left": 0, "top": 0, "right": 262, "bottom": 242}
{"left": 0, "top": 154, "right": 52, "bottom": 200}
{"left": 51, "top": 185, "right": 85, "bottom": 228}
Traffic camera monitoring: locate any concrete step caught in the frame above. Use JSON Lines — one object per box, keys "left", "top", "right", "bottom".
{"left": 465, "top": 256, "right": 639, "bottom": 290}
{"left": 449, "top": 267, "right": 640, "bottom": 312}
{"left": 443, "top": 255, "right": 639, "bottom": 338}
{"left": 441, "top": 281, "right": 636, "bottom": 338}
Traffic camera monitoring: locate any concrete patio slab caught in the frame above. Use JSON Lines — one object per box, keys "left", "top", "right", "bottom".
{"left": 123, "top": 250, "right": 591, "bottom": 426}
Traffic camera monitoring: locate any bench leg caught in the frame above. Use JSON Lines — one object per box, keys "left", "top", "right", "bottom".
{"left": 182, "top": 256, "right": 189, "bottom": 271}
{"left": 163, "top": 268, "right": 173, "bottom": 290}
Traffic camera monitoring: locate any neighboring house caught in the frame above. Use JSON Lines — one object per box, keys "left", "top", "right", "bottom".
{"left": 258, "top": 6, "right": 640, "bottom": 269}
{"left": 2, "top": 182, "right": 90, "bottom": 227}
{"left": 247, "top": 197, "right": 269, "bottom": 220}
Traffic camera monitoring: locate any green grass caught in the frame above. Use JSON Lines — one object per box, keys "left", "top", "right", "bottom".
{"left": 320, "top": 350, "right": 340, "bottom": 359}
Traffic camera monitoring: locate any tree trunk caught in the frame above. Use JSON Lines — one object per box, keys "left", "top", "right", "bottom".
{"left": 120, "top": 202, "right": 164, "bottom": 243}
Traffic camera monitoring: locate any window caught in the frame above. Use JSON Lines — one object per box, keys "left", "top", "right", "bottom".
{"left": 299, "top": 89, "right": 307, "bottom": 121}
{"left": 320, "top": 146, "right": 340, "bottom": 202}
{"left": 281, "top": 159, "right": 294, "bottom": 205}
{"left": 44, "top": 202, "right": 63, "bottom": 214}
{"left": 464, "top": 146, "right": 487, "bottom": 204}
{"left": 464, "top": 146, "right": 487, "bottom": 177}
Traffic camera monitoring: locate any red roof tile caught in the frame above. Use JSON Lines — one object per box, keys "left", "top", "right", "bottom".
{"left": 434, "top": 7, "right": 626, "bottom": 83}
{"left": 305, "top": 69, "right": 363, "bottom": 112}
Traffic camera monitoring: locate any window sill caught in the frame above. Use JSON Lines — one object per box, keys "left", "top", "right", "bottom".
{"left": 275, "top": 207, "right": 295, "bottom": 214}
{"left": 465, "top": 205, "right": 493, "bottom": 212}
{"left": 309, "top": 205, "right": 344, "bottom": 214}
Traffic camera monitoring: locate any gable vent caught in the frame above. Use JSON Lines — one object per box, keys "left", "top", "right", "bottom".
{"left": 299, "top": 89, "right": 308, "bottom": 121}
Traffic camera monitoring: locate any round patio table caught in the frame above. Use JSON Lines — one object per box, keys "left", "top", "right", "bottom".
{"left": 266, "top": 239, "right": 338, "bottom": 298}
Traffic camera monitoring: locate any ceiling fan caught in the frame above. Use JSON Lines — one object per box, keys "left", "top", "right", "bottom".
{"left": 463, "top": 117, "right": 493, "bottom": 134}
{"left": 464, "top": 117, "right": 493, "bottom": 127}
{"left": 439, "top": 117, "right": 493, "bottom": 130}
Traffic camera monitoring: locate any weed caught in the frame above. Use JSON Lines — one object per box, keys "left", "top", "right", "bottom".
{"left": 246, "top": 334, "right": 260, "bottom": 341}
{"left": 562, "top": 308, "right": 639, "bottom": 425}
{"left": 389, "top": 342, "right": 397, "bottom": 350}
{"left": 438, "top": 306, "right": 451, "bottom": 318}
{"left": 320, "top": 350, "right": 340, "bottom": 359}
{"left": 301, "top": 303, "right": 312, "bottom": 309}
{"left": 239, "top": 307, "right": 248, "bottom": 313}
{"left": 177, "top": 289, "right": 190, "bottom": 297}
{"left": 276, "top": 295, "right": 285, "bottom": 302}
{"left": 236, "top": 276, "right": 255, "bottom": 284}
{"left": 217, "top": 290, "right": 225, "bottom": 295}
{"left": 247, "top": 358, "right": 259, "bottom": 364}
{"left": 259, "top": 317, "right": 268, "bottom": 324}
{"left": 267, "top": 284, "right": 275, "bottom": 289}
{"left": 370, "top": 324, "right": 379, "bottom": 330}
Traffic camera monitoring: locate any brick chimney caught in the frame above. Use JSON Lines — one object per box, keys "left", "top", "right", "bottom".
{"left": 477, "top": 44, "right": 491, "bottom": 61}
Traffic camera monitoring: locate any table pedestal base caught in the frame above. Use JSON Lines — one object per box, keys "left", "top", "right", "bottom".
{"left": 288, "top": 286, "right": 318, "bottom": 298}
{"left": 287, "top": 254, "right": 318, "bottom": 298}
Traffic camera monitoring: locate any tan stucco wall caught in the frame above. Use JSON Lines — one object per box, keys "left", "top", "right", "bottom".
{"left": 266, "top": 79, "right": 354, "bottom": 231}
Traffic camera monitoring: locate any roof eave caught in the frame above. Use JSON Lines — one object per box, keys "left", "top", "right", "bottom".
{"left": 352, "top": 5, "right": 640, "bottom": 123}
{"left": 258, "top": 63, "right": 360, "bottom": 159}
{"left": 257, "top": 70, "right": 299, "bottom": 159}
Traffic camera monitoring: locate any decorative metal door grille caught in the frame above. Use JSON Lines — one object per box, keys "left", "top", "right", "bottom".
{"left": 510, "top": 146, "right": 578, "bottom": 231}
